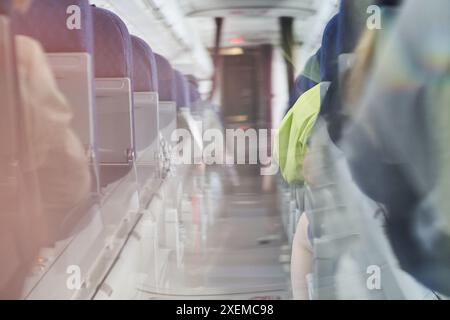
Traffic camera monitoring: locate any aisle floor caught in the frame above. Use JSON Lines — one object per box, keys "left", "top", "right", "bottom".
{"left": 141, "top": 166, "right": 291, "bottom": 299}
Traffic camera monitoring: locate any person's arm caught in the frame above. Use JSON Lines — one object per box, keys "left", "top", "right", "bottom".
{"left": 291, "top": 213, "right": 313, "bottom": 300}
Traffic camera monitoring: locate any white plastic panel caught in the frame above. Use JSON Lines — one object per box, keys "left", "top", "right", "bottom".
{"left": 47, "top": 53, "right": 95, "bottom": 152}
{"left": 158, "top": 101, "right": 177, "bottom": 146}
{"left": 23, "top": 175, "right": 143, "bottom": 300}
{"left": 179, "top": 107, "right": 203, "bottom": 159}
{"left": 95, "top": 78, "right": 134, "bottom": 164}
{"left": 134, "top": 92, "right": 161, "bottom": 206}
{"left": 94, "top": 206, "right": 162, "bottom": 300}
{"left": 134, "top": 92, "right": 159, "bottom": 159}
{"left": 23, "top": 205, "right": 105, "bottom": 300}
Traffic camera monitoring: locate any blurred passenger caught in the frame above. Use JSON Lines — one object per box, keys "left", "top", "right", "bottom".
{"left": 0, "top": 0, "right": 91, "bottom": 298}
{"left": 342, "top": 0, "right": 450, "bottom": 295}
{"left": 275, "top": 30, "right": 332, "bottom": 183}
{"left": 328, "top": 0, "right": 402, "bottom": 142}
{"left": 290, "top": 0, "right": 377, "bottom": 299}
{"left": 289, "top": 15, "right": 340, "bottom": 300}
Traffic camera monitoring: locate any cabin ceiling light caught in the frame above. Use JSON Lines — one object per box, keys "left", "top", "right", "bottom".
{"left": 219, "top": 47, "right": 244, "bottom": 55}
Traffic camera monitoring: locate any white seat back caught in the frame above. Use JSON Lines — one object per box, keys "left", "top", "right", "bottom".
{"left": 96, "top": 78, "right": 134, "bottom": 165}
{"left": 47, "top": 53, "right": 96, "bottom": 151}
{"left": 159, "top": 101, "right": 178, "bottom": 146}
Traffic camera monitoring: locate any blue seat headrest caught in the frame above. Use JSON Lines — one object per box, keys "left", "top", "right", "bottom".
{"left": 337, "top": 0, "right": 372, "bottom": 55}
{"left": 12, "top": 0, "right": 93, "bottom": 53}
{"left": 0, "top": 0, "right": 12, "bottom": 15}
{"left": 375, "top": 0, "right": 402, "bottom": 7}
{"left": 288, "top": 48, "right": 321, "bottom": 108}
{"left": 131, "top": 36, "right": 158, "bottom": 92}
{"left": 289, "top": 75, "right": 319, "bottom": 109}
{"left": 188, "top": 83, "right": 202, "bottom": 114}
{"left": 322, "top": 0, "right": 398, "bottom": 79}
{"left": 92, "top": 7, "right": 132, "bottom": 79}
{"left": 155, "top": 53, "right": 176, "bottom": 101}
{"left": 189, "top": 84, "right": 201, "bottom": 104}
{"left": 174, "top": 70, "right": 190, "bottom": 109}
{"left": 185, "top": 74, "right": 199, "bottom": 88}
{"left": 320, "top": 15, "right": 340, "bottom": 82}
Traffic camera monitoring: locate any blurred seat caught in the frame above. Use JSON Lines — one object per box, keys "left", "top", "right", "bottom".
{"left": 154, "top": 53, "right": 176, "bottom": 102}
{"left": 130, "top": 35, "right": 160, "bottom": 200}
{"left": 2, "top": 1, "right": 93, "bottom": 298}
{"left": 0, "top": 0, "right": 12, "bottom": 15}
{"left": 92, "top": 6, "right": 135, "bottom": 186}
{"left": 189, "top": 84, "right": 201, "bottom": 105}
{"left": 131, "top": 35, "right": 159, "bottom": 157}
{"left": 188, "top": 83, "right": 202, "bottom": 116}
{"left": 174, "top": 70, "right": 191, "bottom": 110}
{"left": 154, "top": 53, "right": 177, "bottom": 145}
{"left": 13, "top": 0, "right": 97, "bottom": 164}
{"left": 174, "top": 71, "right": 203, "bottom": 158}
{"left": 186, "top": 74, "right": 202, "bottom": 108}
{"left": 131, "top": 36, "right": 158, "bottom": 93}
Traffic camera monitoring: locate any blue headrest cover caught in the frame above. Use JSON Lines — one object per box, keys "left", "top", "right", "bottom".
{"left": 289, "top": 48, "right": 321, "bottom": 107}
{"left": 337, "top": 0, "right": 372, "bottom": 54}
{"left": 0, "top": 0, "right": 12, "bottom": 15}
{"left": 92, "top": 7, "right": 132, "bottom": 78}
{"left": 189, "top": 84, "right": 201, "bottom": 104}
{"left": 155, "top": 53, "right": 176, "bottom": 101}
{"left": 13, "top": 0, "right": 93, "bottom": 53}
{"left": 131, "top": 35, "right": 158, "bottom": 92}
{"left": 174, "top": 70, "right": 190, "bottom": 108}
{"left": 320, "top": 15, "right": 340, "bottom": 82}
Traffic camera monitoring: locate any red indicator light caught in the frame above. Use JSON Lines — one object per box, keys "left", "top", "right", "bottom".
{"left": 230, "top": 37, "right": 245, "bottom": 45}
